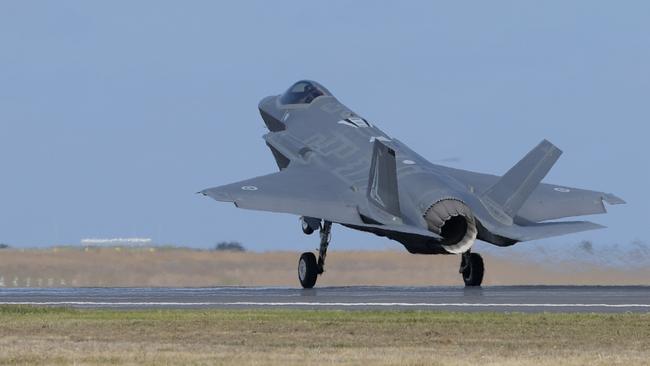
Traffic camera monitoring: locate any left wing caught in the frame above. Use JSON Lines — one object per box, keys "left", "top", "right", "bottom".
{"left": 201, "top": 163, "right": 441, "bottom": 240}
{"left": 200, "top": 164, "right": 364, "bottom": 226}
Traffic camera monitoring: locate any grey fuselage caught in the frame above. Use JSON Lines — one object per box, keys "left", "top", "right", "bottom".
{"left": 258, "top": 89, "right": 503, "bottom": 254}
{"left": 203, "top": 81, "right": 622, "bottom": 256}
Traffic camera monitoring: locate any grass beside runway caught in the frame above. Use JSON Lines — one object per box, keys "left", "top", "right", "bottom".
{"left": 0, "top": 306, "right": 648, "bottom": 365}
{"left": 1, "top": 248, "right": 649, "bottom": 287}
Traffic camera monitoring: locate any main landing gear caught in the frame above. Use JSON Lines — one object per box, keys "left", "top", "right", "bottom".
{"left": 298, "top": 220, "right": 331, "bottom": 288}
{"left": 459, "top": 251, "right": 484, "bottom": 286}
{"left": 297, "top": 218, "right": 484, "bottom": 288}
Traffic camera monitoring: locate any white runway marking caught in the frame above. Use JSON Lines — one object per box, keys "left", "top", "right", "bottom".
{"left": 1, "top": 301, "right": 650, "bottom": 308}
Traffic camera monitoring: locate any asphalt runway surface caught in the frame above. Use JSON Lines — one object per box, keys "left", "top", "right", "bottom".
{"left": 1, "top": 286, "right": 649, "bottom": 312}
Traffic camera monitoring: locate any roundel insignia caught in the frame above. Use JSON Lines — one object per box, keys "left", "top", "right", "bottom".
{"left": 241, "top": 185, "right": 258, "bottom": 191}
{"left": 553, "top": 187, "right": 570, "bottom": 193}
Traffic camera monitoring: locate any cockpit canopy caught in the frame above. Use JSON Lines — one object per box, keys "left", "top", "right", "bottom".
{"left": 279, "top": 80, "right": 332, "bottom": 105}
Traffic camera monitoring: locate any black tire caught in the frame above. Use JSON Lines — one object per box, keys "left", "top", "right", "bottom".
{"left": 301, "top": 220, "right": 315, "bottom": 235}
{"left": 298, "top": 252, "right": 319, "bottom": 288}
{"left": 462, "top": 253, "right": 484, "bottom": 287}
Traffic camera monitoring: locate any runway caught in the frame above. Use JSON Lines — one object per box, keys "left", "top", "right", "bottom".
{"left": 0, "top": 286, "right": 648, "bottom": 312}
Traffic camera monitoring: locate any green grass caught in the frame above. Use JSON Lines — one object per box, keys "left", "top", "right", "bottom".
{"left": 0, "top": 306, "right": 650, "bottom": 365}
{"left": 0, "top": 306, "right": 648, "bottom": 365}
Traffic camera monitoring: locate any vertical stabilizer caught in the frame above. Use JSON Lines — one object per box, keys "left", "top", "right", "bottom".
{"left": 482, "top": 139, "right": 562, "bottom": 221}
{"left": 367, "top": 140, "right": 401, "bottom": 219}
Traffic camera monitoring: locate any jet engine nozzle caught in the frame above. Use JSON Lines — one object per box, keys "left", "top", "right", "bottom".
{"left": 424, "top": 199, "right": 477, "bottom": 254}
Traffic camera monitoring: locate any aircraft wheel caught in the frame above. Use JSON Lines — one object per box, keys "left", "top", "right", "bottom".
{"left": 301, "top": 219, "right": 315, "bottom": 235}
{"left": 298, "top": 252, "right": 318, "bottom": 288}
{"left": 461, "top": 252, "right": 484, "bottom": 287}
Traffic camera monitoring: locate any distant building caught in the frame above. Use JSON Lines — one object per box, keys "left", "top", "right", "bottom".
{"left": 80, "top": 238, "right": 153, "bottom": 247}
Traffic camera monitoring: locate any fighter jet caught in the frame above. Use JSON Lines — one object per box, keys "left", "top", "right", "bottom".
{"left": 201, "top": 80, "right": 625, "bottom": 288}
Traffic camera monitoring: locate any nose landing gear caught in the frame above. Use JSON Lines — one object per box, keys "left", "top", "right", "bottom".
{"left": 298, "top": 220, "right": 331, "bottom": 288}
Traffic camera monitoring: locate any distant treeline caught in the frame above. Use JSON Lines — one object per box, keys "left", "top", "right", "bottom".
{"left": 213, "top": 241, "right": 246, "bottom": 252}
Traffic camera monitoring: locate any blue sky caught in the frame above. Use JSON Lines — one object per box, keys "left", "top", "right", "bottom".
{"left": 0, "top": 1, "right": 648, "bottom": 251}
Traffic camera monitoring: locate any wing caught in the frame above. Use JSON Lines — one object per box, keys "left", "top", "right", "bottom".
{"left": 200, "top": 164, "right": 364, "bottom": 225}
{"left": 436, "top": 165, "right": 624, "bottom": 223}
{"left": 201, "top": 163, "right": 441, "bottom": 239}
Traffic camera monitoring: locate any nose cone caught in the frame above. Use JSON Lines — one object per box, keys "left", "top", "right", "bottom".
{"left": 258, "top": 95, "right": 276, "bottom": 111}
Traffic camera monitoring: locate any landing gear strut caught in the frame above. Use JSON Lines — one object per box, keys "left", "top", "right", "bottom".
{"left": 460, "top": 251, "right": 484, "bottom": 287}
{"left": 298, "top": 220, "right": 331, "bottom": 288}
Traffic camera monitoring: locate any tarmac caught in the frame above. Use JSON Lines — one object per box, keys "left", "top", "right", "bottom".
{"left": 1, "top": 286, "right": 649, "bottom": 312}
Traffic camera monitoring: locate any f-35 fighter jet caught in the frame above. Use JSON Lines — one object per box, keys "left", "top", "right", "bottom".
{"left": 201, "top": 80, "right": 625, "bottom": 288}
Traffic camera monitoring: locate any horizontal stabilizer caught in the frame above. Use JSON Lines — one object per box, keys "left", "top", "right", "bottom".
{"left": 496, "top": 220, "right": 606, "bottom": 242}
{"left": 482, "top": 140, "right": 562, "bottom": 222}
{"left": 433, "top": 164, "right": 625, "bottom": 222}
